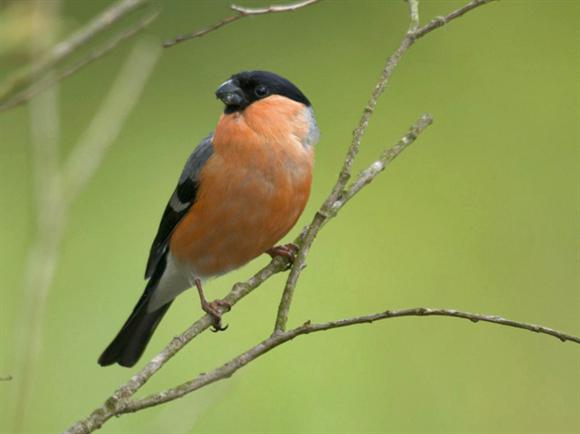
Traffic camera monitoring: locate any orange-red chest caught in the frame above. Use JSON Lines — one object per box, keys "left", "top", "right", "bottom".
{"left": 169, "top": 96, "right": 316, "bottom": 277}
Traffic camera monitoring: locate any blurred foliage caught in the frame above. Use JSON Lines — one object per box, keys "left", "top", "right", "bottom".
{"left": 0, "top": 0, "right": 67, "bottom": 59}
{"left": 0, "top": 0, "right": 578, "bottom": 433}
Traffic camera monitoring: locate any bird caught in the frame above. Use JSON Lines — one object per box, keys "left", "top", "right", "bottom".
{"left": 98, "top": 70, "right": 319, "bottom": 367}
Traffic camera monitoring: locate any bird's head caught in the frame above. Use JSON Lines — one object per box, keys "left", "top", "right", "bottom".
{"left": 215, "top": 70, "right": 311, "bottom": 114}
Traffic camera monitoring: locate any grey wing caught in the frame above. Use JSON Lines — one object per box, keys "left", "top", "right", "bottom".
{"left": 144, "top": 134, "right": 214, "bottom": 279}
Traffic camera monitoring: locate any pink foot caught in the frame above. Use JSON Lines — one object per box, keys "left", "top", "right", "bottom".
{"left": 195, "top": 278, "right": 231, "bottom": 332}
{"left": 266, "top": 243, "right": 299, "bottom": 264}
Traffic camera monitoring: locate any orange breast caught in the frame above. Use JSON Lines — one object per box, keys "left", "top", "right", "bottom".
{"left": 169, "top": 96, "right": 315, "bottom": 278}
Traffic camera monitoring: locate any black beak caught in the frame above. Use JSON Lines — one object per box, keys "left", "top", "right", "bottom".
{"left": 215, "top": 80, "right": 245, "bottom": 107}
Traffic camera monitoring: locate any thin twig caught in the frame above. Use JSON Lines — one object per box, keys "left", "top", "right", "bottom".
{"left": 0, "top": 375, "right": 13, "bottom": 382}
{"left": 337, "top": 113, "right": 433, "bottom": 209}
{"left": 230, "top": 0, "right": 321, "bottom": 14}
{"left": 414, "top": 0, "right": 496, "bottom": 39}
{"left": 163, "top": 14, "right": 242, "bottom": 48}
{"left": 0, "top": 10, "right": 160, "bottom": 112}
{"left": 125, "top": 307, "right": 580, "bottom": 412}
{"left": 162, "top": 0, "right": 321, "bottom": 48}
{"left": 0, "top": 0, "right": 150, "bottom": 106}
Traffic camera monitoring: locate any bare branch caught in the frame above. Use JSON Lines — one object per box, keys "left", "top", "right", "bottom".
{"left": 337, "top": 113, "right": 433, "bottom": 209}
{"left": 162, "top": 15, "right": 242, "bottom": 48}
{"left": 303, "top": 308, "right": 580, "bottom": 344}
{"left": 162, "top": 0, "right": 322, "bottom": 48}
{"left": 415, "top": 0, "right": 496, "bottom": 39}
{"left": 230, "top": 0, "right": 321, "bottom": 14}
{"left": 273, "top": 114, "right": 433, "bottom": 332}
{"left": 0, "top": 0, "right": 151, "bottom": 107}
{"left": 126, "top": 307, "right": 580, "bottom": 412}
{"left": 0, "top": 10, "right": 160, "bottom": 112}
{"left": 320, "top": 2, "right": 418, "bottom": 214}
{"left": 0, "top": 375, "right": 13, "bottom": 382}
{"left": 121, "top": 256, "right": 289, "bottom": 395}
{"left": 272, "top": 0, "right": 498, "bottom": 334}
{"left": 273, "top": 0, "right": 424, "bottom": 334}
{"left": 66, "top": 302, "right": 580, "bottom": 434}
{"left": 63, "top": 257, "right": 290, "bottom": 434}
{"left": 407, "top": 0, "right": 420, "bottom": 32}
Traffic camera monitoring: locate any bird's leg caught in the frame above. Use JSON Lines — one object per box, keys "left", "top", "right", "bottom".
{"left": 194, "top": 278, "right": 230, "bottom": 332}
{"left": 266, "top": 243, "right": 299, "bottom": 264}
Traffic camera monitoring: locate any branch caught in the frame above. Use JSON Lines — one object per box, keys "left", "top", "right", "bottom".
{"left": 64, "top": 258, "right": 290, "bottom": 434}
{"left": 66, "top": 300, "right": 580, "bottom": 434}
{"left": 273, "top": 0, "right": 499, "bottom": 333}
{"left": 162, "top": 0, "right": 321, "bottom": 48}
{"left": 0, "top": 9, "right": 160, "bottom": 112}
{"left": 125, "top": 307, "right": 580, "bottom": 412}
{"left": 0, "top": 0, "right": 152, "bottom": 107}
{"left": 273, "top": 114, "right": 433, "bottom": 332}
{"left": 334, "top": 113, "right": 433, "bottom": 210}
{"left": 414, "top": 0, "right": 496, "bottom": 39}
{"left": 230, "top": 0, "right": 321, "bottom": 14}
{"left": 272, "top": 0, "right": 420, "bottom": 333}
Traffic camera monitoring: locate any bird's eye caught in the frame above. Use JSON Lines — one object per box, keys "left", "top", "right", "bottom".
{"left": 255, "top": 85, "right": 269, "bottom": 98}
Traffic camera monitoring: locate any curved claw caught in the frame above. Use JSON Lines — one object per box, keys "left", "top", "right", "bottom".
{"left": 195, "top": 278, "right": 232, "bottom": 333}
{"left": 203, "top": 299, "right": 231, "bottom": 333}
{"left": 211, "top": 322, "right": 229, "bottom": 333}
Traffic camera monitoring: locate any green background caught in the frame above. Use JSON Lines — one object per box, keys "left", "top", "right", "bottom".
{"left": 1, "top": 0, "right": 579, "bottom": 433}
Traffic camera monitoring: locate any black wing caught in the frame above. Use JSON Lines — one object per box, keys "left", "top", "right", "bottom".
{"left": 144, "top": 134, "right": 214, "bottom": 279}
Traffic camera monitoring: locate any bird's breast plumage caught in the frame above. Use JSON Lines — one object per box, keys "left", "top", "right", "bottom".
{"left": 169, "top": 96, "right": 317, "bottom": 277}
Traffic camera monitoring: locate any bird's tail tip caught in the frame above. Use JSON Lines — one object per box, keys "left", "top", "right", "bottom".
{"left": 98, "top": 297, "right": 172, "bottom": 368}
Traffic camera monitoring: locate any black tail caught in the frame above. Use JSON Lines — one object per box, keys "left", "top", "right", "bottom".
{"left": 98, "top": 256, "right": 172, "bottom": 367}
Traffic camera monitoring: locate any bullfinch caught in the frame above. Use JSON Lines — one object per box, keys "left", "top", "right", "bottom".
{"left": 98, "top": 70, "right": 319, "bottom": 367}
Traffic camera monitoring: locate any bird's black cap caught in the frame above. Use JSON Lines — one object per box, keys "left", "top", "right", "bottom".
{"left": 216, "top": 70, "right": 311, "bottom": 113}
